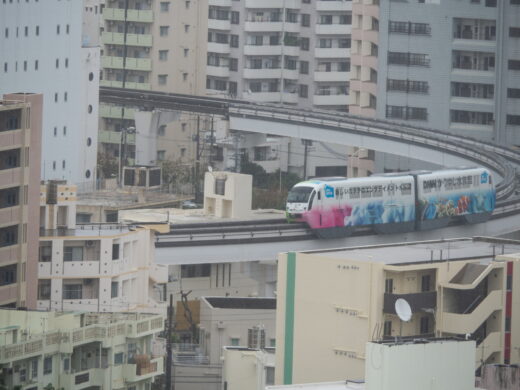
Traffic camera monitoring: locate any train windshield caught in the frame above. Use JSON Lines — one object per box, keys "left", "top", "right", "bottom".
{"left": 287, "top": 186, "right": 314, "bottom": 203}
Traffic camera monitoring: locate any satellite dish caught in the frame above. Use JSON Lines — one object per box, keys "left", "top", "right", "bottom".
{"left": 208, "top": 166, "right": 213, "bottom": 173}
{"left": 395, "top": 298, "right": 412, "bottom": 322}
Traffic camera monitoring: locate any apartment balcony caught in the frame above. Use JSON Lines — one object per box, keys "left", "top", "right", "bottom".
{"left": 451, "top": 68, "right": 495, "bottom": 81}
{"left": 243, "top": 68, "right": 282, "bottom": 79}
{"left": 284, "top": 45, "right": 300, "bottom": 56}
{"left": 61, "top": 261, "right": 103, "bottom": 278}
{"left": 245, "top": 0, "right": 300, "bottom": 8}
{"left": 442, "top": 289, "right": 502, "bottom": 335}
{"left": 150, "top": 264, "right": 168, "bottom": 284}
{"left": 103, "top": 8, "right": 153, "bottom": 23}
{"left": 383, "top": 291, "right": 437, "bottom": 314}
{"left": 124, "top": 357, "right": 164, "bottom": 383}
{"left": 207, "top": 65, "right": 230, "bottom": 78}
{"left": 0, "top": 284, "right": 18, "bottom": 305}
{"left": 475, "top": 331, "right": 501, "bottom": 368}
{"left": 244, "top": 21, "right": 284, "bottom": 33}
{"left": 315, "top": 48, "right": 350, "bottom": 58}
{"left": 315, "top": 24, "right": 351, "bottom": 35}
{"left": 0, "top": 245, "right": 18, "bottom": 266}
{"left": 0, "top": 129, "right": 23, "bottom": 149}
{"left": 100, "top": 80, "right": 151, "bottom": 91}
{"left": 209, "top": 0, "right": 232, "bottom": 6}
{"left": 314, "top": 71, "right": 349, "bottom": 82}
{"left": 352, "top": 28, "right": 379, "bottom": 44}
{"left": 0, "top": 206, "right": 21, "bottom": 226}
{"left": 208, "top": 18, "right": 231, "bottom": 31}
{"left": 207, "top": 42, "right": 231, "bottom": 54}
{"left": 316, "top": 0, "right": 353, "bottom": 11}
{"left": 102, "top": 56, "right": 152, "bottom": 72}
{"left": 0, "top": 168, "right": 22, "bottom": 192}
{"left": 100, "top": 104, "right": 136, "bottom": 120}
{"left": 452, "top": 39, "right": 496, "bottom": 53}
{"left": 283, "top": 68, "right": 299, "bottom": 80}
{"left": 244, "top": 44, "right": 282, "bottom": 56}
{"left": 98, "top": 130, "right": 136, "bottom": 145}
{"left": 101, "top": 32, "right": 152, "bottom": 47}
{"left": 313, "top": 94, "right": 349, "bottom": 106}
{"left": 61, "top": 368, "right": 106, "bottom": 389}
{"left": 62, "top": 299, "right": 100, "bottom": 312}
{"left": 247, "top": 92, "right": 297, "bottom": 104}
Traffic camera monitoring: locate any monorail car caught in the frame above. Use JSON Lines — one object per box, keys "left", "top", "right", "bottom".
{"left": 286, "top": 168, "right": 495, "bottom": 239}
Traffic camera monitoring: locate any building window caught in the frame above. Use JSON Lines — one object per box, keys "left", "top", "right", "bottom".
{"left": 451, "top": 110, "right": 494, "bottom": 125}
{"left": 389, "top": 21, "right": 431, "bottom": 35}
{"left": 299, "top": 84, "right": 308, "bottom": 98}
{"left": 158, "top": 74, "right": 167, "bottom": 85}
{"left": 159, "top": 50, "right": 168, "bottom": 61}
{"left": 157, "top": 125, "right": 166, "bottom": 136}
{"left": 181, "top": 264, "right": 211, "bottom": 278}
{"left": 160, "top": 26, "right": 169, "bottom": 36}
{"left": 386, "top": 105, "right": 428, "bottom": 121}
{"left": 76, "top": 213, "right": 91, "bottom": 224}
{"left": 387, "top": 79, "right": 429, "bottom": 94}
{"left": 114, "top": 352, "right": 124, "bottom": 365}
{"left": 300, "top": 37, "right": 309, "bottom": 51}
{"left": 63, "top": 126, "right": 67, "bottom": 136}
{"left": 420, "top": 316, "right": 430, "bottom": 334}
{"left": 184, "top": 48, "right": 189, "bottom": 57}
{"left": 230, "top": 338, "right": 239, "bottom": 346}
{"left": 36, "top": 26, "right": 39, "bottom": 36}
{"left": 112, "top": 243, "right": 119, "bottom": 260}
{"left": 229, "top": 81, "right": 237, "bottom": 96}
{"left": 508, "top": 88, "right": 520, "bottom": 98}
{"left": 63, "top": 284, "right": 82, "bottom": 300}
{"left": 231, "top": 11, "right": 240, "bottom": 24}
{"left": 35, "top": 60, "right": 38, "bottom": 70}
{"left": 510, "top": 27, "right": 520, "bottom": 38}
{"left": 421, "top": 275, "right": 431, "bottom": 292}
{"left": 0, "top": 264, "right": 16, "bottom": 286}
{"left": 64, "top": 247, "right": 83, "bottom": 262}
{"left": 52, "top": 161, "right": 56, "bottom": 170}
{"left": 385, "top": 278, "right": 393, "bottom": 293}
{"left": 230, "top": 35, "right": 239, "bottom": 48}
{"left": 111, "top": 281, "right": 118, "bottom": 298}
{"left": 56, "top": 25, "right": 60, "bottom": 35}
{"left": 299, "top": 61, "right": 309, "bottom": 74}
{"left": 388, "top": 52, "right": 430, "bottom": 67}
{"left": 340, "top": 14, "right": 352, "bottom": 25}
{"left": 62, "top": 160, "right": 66, "bottom": 169}
{"left": 184, "top": 24, "right": 190, "bottom": 33}
{"left": 64, "top": 92, "right": 68, "bottom": 102}
{"left": 266, "top": 367, "right": 275, "bottom": 386}
{"left": 507, "top": 115, "right": 520, "bottom": 125}
{"left": 3, "top": 63, "right": 6, "bottom": 73}
{"left": 23, "top": 61, "right": 27, "bottom": 71}
{"left": 383, "top": 321, "right": 392, "bottom": 337}
{"left": 301, "top": 14, "right": 310, "bottom": 27}
{"left": 65, "top": 58, "right": 69, "bottom": 68}
{"left": 229, "top": 58, "right": 238, "bottom": 71}
{"left": 55, "top": 58, "right": 59, "bottom": 69}
{"left": 157, "top": 150, "right": 166, "bottom": 161}
{"left": 4, "top": 28, "right": 7, "bottom": 38}
{"left": 43, "top": 356, "right": 52, "bottom": 375}
{"left": 509, "top": 60, "right": 520, "bottom": 70}
{"left": 160, "top": 1, "right": 169, "bottom": 12}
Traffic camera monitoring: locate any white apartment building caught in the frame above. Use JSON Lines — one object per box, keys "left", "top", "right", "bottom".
{"left": 349, "top": 0, "right": 520, "bottom": 171}
{"left": 37, "top": 181, "right": 168, "bottom": 315}
{"left": 205, "top": 0, "right": 352, "bottom": 177}
{"left": 0, "top": 0, "right": 100, "bottom": 186}
{"left": 222, "top": 346, "right": 276, "bottom": 390}
{"left": 0, "top": 309, "right": 164, "bottom": 390}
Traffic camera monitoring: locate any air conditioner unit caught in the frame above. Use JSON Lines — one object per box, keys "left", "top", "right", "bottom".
{"left": 85, "top": 240, "right": 95, "bottom": 247}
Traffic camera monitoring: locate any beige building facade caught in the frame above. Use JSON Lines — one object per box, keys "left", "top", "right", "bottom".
{"left": 38, "top": 181, "right": 168, "bottom": 315}
{"left": 275, "top": 238, "right": 520, "bottom": 385}
{"left": 222, "top": 346, "right": 276, "bottom": 390}
{"left": 0, "top": 93, "right": 42, "bottom": 309}
{"left": 100, "top": 0, "right": 209, "bottom": 170}
{"left": 0, "top": 309, "right": 164, "bottom": 390}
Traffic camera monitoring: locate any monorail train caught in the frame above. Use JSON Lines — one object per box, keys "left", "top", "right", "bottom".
{"left": 286, "top": 167, "right": 496, "bottom": 239}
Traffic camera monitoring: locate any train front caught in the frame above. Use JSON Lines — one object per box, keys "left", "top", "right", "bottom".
{"left": 286, "top": 183, "right": 317, "bottom": 222}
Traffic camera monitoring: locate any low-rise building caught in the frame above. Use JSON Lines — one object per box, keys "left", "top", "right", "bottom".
{"left": 222, "top": 346, "right": 275, "bottom": 390}
{"left": 275, "top": 237, "right": 520, "bottom": 385}
{"left": 0, "top": 309, "right": 164, "bottom": 390}
{"left": 38, "top": 181, "right": 168, "bottom": 315}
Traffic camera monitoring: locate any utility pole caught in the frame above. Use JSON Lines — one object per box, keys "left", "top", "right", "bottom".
{"left": 302, "top": 139, "right": 311, "bottom": 180}
{"left": 165, "top": 294, "right": 173, "bottom": 390}
{"left": 195, "top": 115, "right": 200, "bottom": 203}
{"left": 208, "top": 116, "right": 215, "bottom": 169}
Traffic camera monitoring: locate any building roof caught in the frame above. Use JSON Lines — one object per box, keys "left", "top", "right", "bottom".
{"left": 305, "top": 237, "right": 520, "bottom": 265}
{"left": 267, "top": 381, "right": 364, "bottom": 390}
{"left": 204, "top": 297, "right": 276, "bottom": 310}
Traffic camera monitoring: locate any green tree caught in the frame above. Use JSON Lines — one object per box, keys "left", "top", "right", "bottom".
{"left": 160, "top": 158, "right": 192, "bottom": 191}
{"left": 96, "top": 152, "right": 118, "bottom": 179}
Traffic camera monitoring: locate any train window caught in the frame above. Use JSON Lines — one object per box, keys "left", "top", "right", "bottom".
{"left": 308, "top": 191, "right": 316, "bottom": 210}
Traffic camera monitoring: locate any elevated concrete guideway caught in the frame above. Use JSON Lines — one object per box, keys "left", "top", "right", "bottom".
{"left": 99, "top": 87, "right": 518, "bottom": 201}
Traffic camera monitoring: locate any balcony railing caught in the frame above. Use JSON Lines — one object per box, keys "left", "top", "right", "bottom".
{"left": 383, "top": 291, "right": 437, "bottom": 314}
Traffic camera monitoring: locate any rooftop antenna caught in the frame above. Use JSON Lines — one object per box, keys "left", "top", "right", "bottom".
{"left": 395, "top": 298, "right": 412, "bottom": 343}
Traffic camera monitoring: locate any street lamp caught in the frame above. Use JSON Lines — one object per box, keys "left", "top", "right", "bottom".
{"left": 118, "top": 126, "right": 136, "bottom": 187}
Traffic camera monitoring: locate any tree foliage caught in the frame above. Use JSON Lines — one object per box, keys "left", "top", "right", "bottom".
{"left": 96, "top": 152, "right": 118, "bottom": 179}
